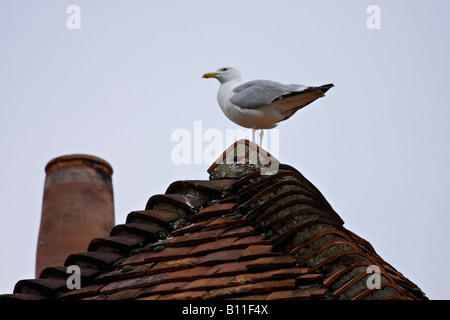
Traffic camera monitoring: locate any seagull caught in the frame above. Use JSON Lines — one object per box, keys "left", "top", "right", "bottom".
{"left": 202, "top": 66, "right": 333, "bottom": 146}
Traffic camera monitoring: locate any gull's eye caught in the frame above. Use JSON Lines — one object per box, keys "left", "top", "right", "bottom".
{"left": 221, "top": 68, "right": 228, "bottom": 71}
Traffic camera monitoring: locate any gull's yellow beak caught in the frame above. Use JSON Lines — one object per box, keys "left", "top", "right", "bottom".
{"left": 202, "top": 72, "right": 217, "bottom": 79}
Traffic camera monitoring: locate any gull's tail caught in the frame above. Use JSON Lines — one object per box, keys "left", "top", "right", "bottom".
{"left": 274, "top": 83, "right": 335, "bottom": 122}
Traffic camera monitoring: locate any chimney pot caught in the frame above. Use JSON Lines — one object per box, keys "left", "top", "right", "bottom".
{"left": 35, "top": 154, "right": 115, "bottom": 278}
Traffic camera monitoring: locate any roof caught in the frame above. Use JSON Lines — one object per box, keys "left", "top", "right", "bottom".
{"left": 0, "top": 140, "right": 427, "bottom": 300}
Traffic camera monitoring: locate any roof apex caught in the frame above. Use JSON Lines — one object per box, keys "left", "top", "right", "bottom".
{"left": 207, "top": 139, "right": 280, "bottom": 179}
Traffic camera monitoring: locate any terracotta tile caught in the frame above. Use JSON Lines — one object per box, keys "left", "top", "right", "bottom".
{"left": 189, "top": 203, "right": 236, "bottom": 220}
{"left": 189, "top": 237, "right": 238, "bottom": 256}
{"left": 126, "top": 210, "right": 181, "bottom": 227}
{"left": 218, "top": 194, "right": 238, "bottom": 204}
{"left": 82, "top": 294, "right": 108, "bottom": 300}
{"left": 311, "top": 287, "right": 328, "bottom": 299}
{"left": 88, "top": 236, "right": 146, "bottom": 254}
{"left": 144, "top": 246, "right": 192, "bottom": 262}
{"left": 232, "top": 235, "right": 270, "bottom": 247}
{"left": 183, "top": 276, "right": 235, "bottom": 291}
{"left": 100, "top": 272, "right": 167, "bottom": 294}
{"left": 205, "top": 215, "right": 247, "bottom": 230}
{"left": 159, "top": 290, "right": 208, "bottom": 300}
{"left": 266, "top": 286, "right": 328, "bottom": 300}
{"left": 266, "top": 287, "right": 317, "bottom": 300}
{"left": 57, "top": 284, "right": 105, "bottom": 299}
{"left": 64, "top": 251, "right": 123, "bottom": 269}
{"left": 198, "top": 249, "right": 245, "bottom": 266}
{"left": 163, "top": 266, "right": 211, "bottom": 282}
{"left": 136, "top": 294, "right": 161, "bottom": 300}
{"left": 205, "top": 279, "right": 295, "bottom": 299}
{"left": 219, "top": 226, "right": 256, "bottom": 238}
{"left": 240, "top": 245, "right": 279, "bottom": 259}
{"left": 171, "top": 220, "right": 209, "bottom": 236}
{"left": 0, "top": 294, "right": 46, "bottom": 301}
{"left": 231, "top": 268, "right": 307, "bottom": 286}
{"left": 97, "top": 263, "right": 155, "bottom": 282}
{"left": 226, "top": 294, "right": 269, "bottom": 300}
{"left": 268, "top": 267, "right": 310, "bottom": 278}
{"left": 140, "top": 281, "right": 189, "bottom": 295}
{"left": 106, "top": 288, "right": 143, "bottom": 300}
{"left": 204, "top": 262, "right": 248, "bottom": 277}
{"left": 165, "top": 179, "right": 237, "bottom": 198}
{"left": 166, "top": 228, "right": 226, "bottom": 246}
{"left": 39, "top": 266, "right": 100, "bottom": 283}
{"left": 296, "top": 273, "right": 323, "bottom": 285}
{"left": 246, "top": 279, "right": 296, "bottom": 294}
{"left": 245, "top": 256, "right": 297, "bottom": 270}
{"left": 203, "top": 284, "right": 250, "bottom": 299}
{"left": 120, "top": 252, "right": 152, "bottom": 266}
{"left": 145, "top": 194, "right": 206, "bottom": 212}
{"left": 110, "top": 222, "right": 164, "bottom": 240}
{"left": 148, "top": 257, "right": 198, "bottom": 274}
{"left": 14, "top": 279, "right": 68, "bottom": 297}
{"left": 232, "top": 272, "right": 273, "bottom": 285}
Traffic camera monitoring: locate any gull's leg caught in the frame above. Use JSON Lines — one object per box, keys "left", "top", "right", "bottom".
{"left": 259, "top": 130, "right": 264, "bottom": 147}
{"left": 251, "top": 121, "right": 256, "bottom": 143}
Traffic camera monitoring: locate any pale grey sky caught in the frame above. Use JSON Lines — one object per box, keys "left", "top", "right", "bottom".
{"left": 1, "top": 1, "right": 449, "bottom": 299}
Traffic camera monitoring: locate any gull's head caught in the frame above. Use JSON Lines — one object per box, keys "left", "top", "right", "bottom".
{"left": 202, "top": 67, "right": 242, "bottom": 84}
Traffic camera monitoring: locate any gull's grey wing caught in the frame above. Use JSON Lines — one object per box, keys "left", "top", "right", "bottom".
{"left": 230, "top": 80, "right": 307, "bottom": 109}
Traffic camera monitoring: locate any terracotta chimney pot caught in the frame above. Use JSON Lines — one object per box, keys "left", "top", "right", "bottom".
{"left": 35, "top": 154, "right": 115, "bottom": 277}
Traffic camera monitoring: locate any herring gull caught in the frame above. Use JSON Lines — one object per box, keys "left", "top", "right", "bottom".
{"left": 202, "top": 66, "right": 333, "bottom": 145}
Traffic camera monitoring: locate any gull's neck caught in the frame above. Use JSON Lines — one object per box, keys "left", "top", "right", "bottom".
{"left": 217, "top": 77, "right": 242, "bottom": 112}
{"left": 218, "top": 74, "right": 242, "bottom": 92}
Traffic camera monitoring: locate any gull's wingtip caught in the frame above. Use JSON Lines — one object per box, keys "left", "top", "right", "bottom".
{"left": 319, "top": 83, "right": 334, "bottom": 94}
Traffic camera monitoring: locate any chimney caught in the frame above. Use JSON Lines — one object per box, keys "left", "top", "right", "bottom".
{"left": 35, "top": 154, "right": 115, "bottom": 278}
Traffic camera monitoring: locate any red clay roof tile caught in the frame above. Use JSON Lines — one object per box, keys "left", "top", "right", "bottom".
{"left": 205, "top": 279, "right": 296, "bottom": 299}
{"left": 240, "top": 245, "right": 281, "bottom": 259}
{"left": 64, "top": 251, "right": 123, "bottom": 269}
{"left": 97, "top": 263, "right": 155, "bottom": 282}
{"left": 88, "top": 236, "right": 146, "bottom": 254}
{"left": 126, "top": 210, "right": 182, "bottom": 228}
{"left": 183, "top": 276, "right": 235, "bottom": 291}
{"left": 14, "top": 279, "right": 68, "bottom": 297}
{"left": 57, "top": 284, "right": 105, "bottom": 299}
{"left": 148, "top": 257, "right": 198, "bottom": 274}
{"left": 165, "top": 228, "right": 226, "bottom": 246}
{"left": 158, "top": 290, "right": 207, "bottom": 300}
{"left": 145, "top": 194, "right": 206, "bottom": 213}
{"left": 189, "top": 202, "right": 236, "bottom": 220}
{"left": 165, "top": 179, "right": 237, "bottom": 199}
{"left": 231, "top": 235, "right": 270, "bottom": 247}
{"left": 162, "top": 266, "right": 211, "bottom": 282}
{"left": 143, "top": 246, "right": 192, "bottom": 262}
{"left": 204, "top": 261, "right": 249, "bottom": 277}
{"left": 246, "top": 256, "right": 297, "bottom": 270}
{"left": 110, "top": 222, "right": 165, "bottom": 240}
{"left": 106, "top": 288, "right": 143, "bottom": 300}
{"left": 219, "top": 225, "right": 256, "bottom": 238}
{"left": 266, "top": 287, "right": 327, "bottom": 300}
{"left": 140, "top": 281, "right": 189, "bottom": 296}
{"left": 189, "top": 237, "right": 239, "bottom": 256}
{"left": 170, "top": 220, "right": 210, "bottom": 236}
{"left": 205, "top": 214, "right": 247, "bottom": 230}
{"left": 198, "top": 249, "right": 245, "bottom": 266}
{"left": 99, "top": 272, "right": 166, "bottom": 294}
